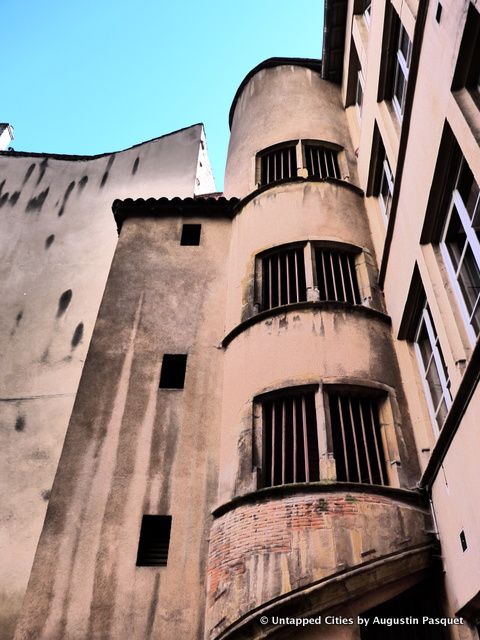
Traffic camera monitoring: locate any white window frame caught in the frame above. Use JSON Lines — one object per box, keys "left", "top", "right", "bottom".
{"left": 355, "top": 68, "right": 365, "bottom": 119}
{"left": 440, "top": 161, "right": 480, "bottom": 344}
{"left": 379, "top": 157, "right": 394, "bottom": 221}
{"left": 414, "top": 303, "right": 453, "bottom": 435}
{"left": 363, "top": 1, "right": 372, "bottom": 29}
{"left": 392, "top": 24, "right": 412, "bottom": 123}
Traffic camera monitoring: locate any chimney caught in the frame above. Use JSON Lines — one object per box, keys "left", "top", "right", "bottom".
{"left": 0, "top": 123, "right": 14, "bottom": 151}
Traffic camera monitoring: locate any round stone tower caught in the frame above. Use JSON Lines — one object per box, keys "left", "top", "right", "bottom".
{"left": 206, "top": 59, "right": 435, "bottom": 640}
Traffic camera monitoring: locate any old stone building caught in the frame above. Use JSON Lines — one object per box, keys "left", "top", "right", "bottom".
{"left": 3, "top": 0, "right": 480, "bottom": 638}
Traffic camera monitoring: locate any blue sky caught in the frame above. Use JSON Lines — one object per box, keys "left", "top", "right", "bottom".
{"left": 4, "top": 1, "right": 324, "bottom": 190}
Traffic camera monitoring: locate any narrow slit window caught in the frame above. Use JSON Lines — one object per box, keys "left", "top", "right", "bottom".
{"left": 180, "top": 224, "right": 201, "bottom": 246}
{"left": 136, "top": 515, "right": 172, "bottom": 567}
{"left": 328, "top": 391, "right": 388, "bottom": 485}
{"left": 258, "top": 144, "right": 297, "bottom": 186}
{"left": 159, "top": 354, "right": 188, "bottom": 389}
{"left": 262, "top": 246, "right": 307, "bottom": 310}
{"left": 314, "top": 247, "right": 361, "bottom": 304}
{"left": 261, "top": 389, "right": 320, "bottom": 488}
{"left": 304, "top": 143, "right": 340, "bottom": 179}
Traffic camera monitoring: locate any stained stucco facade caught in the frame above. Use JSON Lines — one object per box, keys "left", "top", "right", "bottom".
{"left": 0, "top": 124, "right": 215, "bottom": 638}
{"left": 4, "top": 0, "right": 480, "bottom": 638}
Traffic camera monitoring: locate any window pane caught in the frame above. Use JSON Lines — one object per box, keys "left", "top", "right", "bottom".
{"left": 444, "top": 206, "right": 467, "bottom": 270}
{"left": 457, "top": 243, "right": 480, "bottom": 319}
{"left": 457, "top": 160, "right": 480, "bottom": 220}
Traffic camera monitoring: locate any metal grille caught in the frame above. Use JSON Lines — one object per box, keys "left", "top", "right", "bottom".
{"left": 304, "top": 144, "right": 340, "bottom": 179}
{"left": 259, "top": 145, "right": 297, "bottom": 186}
{"left": 262, "top": 247, "right": 307, "bottom": 310}
{"left": 262, "top": 390, "right": 319, "bottom": 487}
{"left": 328, "top": 392, "right": 387, "bottom": 485}
{"left": 136, "top": 515, "right": 172, "bottom": 566}
{"left": 315, "top": 248, "right": 361, "bottom": 304}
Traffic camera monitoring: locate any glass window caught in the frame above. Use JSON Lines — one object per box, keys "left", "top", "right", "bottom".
{"left": 392, "top": 24, "right": 412, "bottom": 122}
{"left": 379, "top": 157, "right": 394, "bottom": 220}
{"left": 440, "top": 158, "right": 480, "bottom": 341}
{"left": 414, "top": 303, "right": 452, "bottom": 431}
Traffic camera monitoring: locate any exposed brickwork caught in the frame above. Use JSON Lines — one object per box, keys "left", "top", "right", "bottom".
{"left": 208, "top": 492, "right": 403, "bottom": 598}
{"left": 206, "top": 491, "right": 432, "bottom": 636}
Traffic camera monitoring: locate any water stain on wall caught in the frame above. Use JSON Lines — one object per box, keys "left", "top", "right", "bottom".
{"left": 26, "top": 187, "right": 50, "bottom": 213}
{"left": 23, "top": 164, "right": 35, "bottom": 185}
{"left": 100, "top": 155, "right": 115, "bottom": 188}
{"left": 71, "top": 322, "right": 84, "bottom": 348}
{"left": 57, "top": 290, "right": 73, "bottom": 317}
{"left": 36, "top": 158, "right": 48, "bottom": 185}
{"left": 58, "top": 182, "right": 75, "bottom": 217}
{"left": 45, "top": 234, "right": 55, "bottom": 249}
{"left": 15, "top": 416, "right": 26, "bottom": 432}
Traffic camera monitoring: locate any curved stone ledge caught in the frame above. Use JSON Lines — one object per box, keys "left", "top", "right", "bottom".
{"left": 212, "top": 481, "right": 427, "bottom": 517}
{"left": 206, "top": 490, "right": 434, "bottom": 638}
{"left": 232, "top": 176, "right": 364, "bottom": 217}
{"left": 222, "top": 301, "right": 391, "bottom": 348}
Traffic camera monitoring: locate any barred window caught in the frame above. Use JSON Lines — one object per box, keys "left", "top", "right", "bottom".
{"left": 262, "top": 246, "right": 307, "bottom": 310}
{"left": 314, "top": 247, "right": 361, "bottom": 304}
{"left": 328, "top": 391, "right": 388, "bottom": 485}
{"left": 304, "top": 143, "right": 341, "bottom": 179}
{"left": 259, "top": 144, "right": 297, "bottom": 186}
{"left": 261, "top": 388, "right": 320, "bottom": 488}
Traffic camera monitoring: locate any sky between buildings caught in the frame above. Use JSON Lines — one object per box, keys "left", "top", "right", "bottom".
{"left": 4, "top": 0, "right": 324, "bottom": 191}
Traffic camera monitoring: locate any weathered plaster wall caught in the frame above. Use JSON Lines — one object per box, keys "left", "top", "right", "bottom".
{"left": 13, "top": 211, "right": 229, "bottom": 640}
{"left": 0, "top": 123, "right": 215, "bottom": 639}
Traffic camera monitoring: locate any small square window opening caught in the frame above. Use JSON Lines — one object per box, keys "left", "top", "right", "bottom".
{"left": 136, "top": 515, "right": 172, "bottom": 566}
{"left": 159, "top": 354, "right": 188, "bottom": 389}
{"left": 180, "top": 224, "right": 201, "bottom": 246}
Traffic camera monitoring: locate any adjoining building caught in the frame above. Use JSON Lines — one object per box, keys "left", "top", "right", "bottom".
{"left": 0, "top": 124, "right": 215, "bottom": 639}
{"left": 5, "top": 0, "right": 480, "bottom": 638}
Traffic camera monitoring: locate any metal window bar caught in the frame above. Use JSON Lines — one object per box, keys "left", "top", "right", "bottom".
{"left": 262, "top": 391, "right": 320, "bottom": 488}
{"left": 260, "top": 146, "right": 297, "bottom": 186}
{"left": 262, "top": 247, "right": 307, "bottom": 310}
{"left": 315, "top": 248, "right": 361, "bottom": 304}
{"left": 329, "top": 393, "right": 387, "bottom": 485}
{"left": 304, "top": 144, "right": 340, "bottom": 179}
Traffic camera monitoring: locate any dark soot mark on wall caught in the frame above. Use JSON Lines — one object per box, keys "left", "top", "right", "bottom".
{"left": 15, "top": 416, "right": 26, "bottom": 432}
{"left": 45, "top": 234, "right": 55, "bottom": 249}
{"left": 0, "top": 179, "right": 5, "bottom": 195}
{"left": 9, "top": 191, "right": 20, "bottom": 206}
{"left": 36, "top": 158, "right": 48, "bottom": 185}
{"left": 58, "top": 181, "right": 75, "bottom": 217}
{"left": 100, "top": 155, "right": 115, "bottom": 188}
{"left": 0, "top": 192, "right": 8, "bottom": 208}
{"left": 78, "top": 175, "right": 89, "bottom": 190}
{"left": 16, "top": 310, "right": 23, "bottom": 326}
{"left": 57, "top": 289, "right": 73, "bottom": 317}
{"left": 71, "top": 322, "right": 84, "bottom": 348}
{"left": 132, "top": 157, "right": 140, "bottom": 175}
{"left": 26, "top": 187, "right": 50, "bottom": 212}
{"left": 41, "top": 489, "right": 51, "bottom": 501}
{"left": 23, "top": 164, "right": 35, "bottom": 185}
